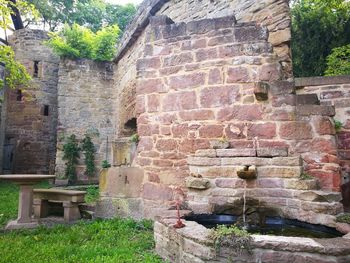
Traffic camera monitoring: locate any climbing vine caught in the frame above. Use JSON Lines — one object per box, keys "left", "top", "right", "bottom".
{"left": 82, "top": 134, "right": 96, "bottom": 177}
{"left": 62, "top": 134, "right": 80, "bottom": 184}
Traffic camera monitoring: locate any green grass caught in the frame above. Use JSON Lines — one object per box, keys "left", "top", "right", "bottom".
{"left": 0, "top": 182, "right": 163, "bottom": 262}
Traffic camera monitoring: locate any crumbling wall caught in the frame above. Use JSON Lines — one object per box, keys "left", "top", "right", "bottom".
{"left": 4, "top": 29, "right": 59, "bottom": 174}
{"left": 55, "top": 59, "right": 115, "bottom": 180}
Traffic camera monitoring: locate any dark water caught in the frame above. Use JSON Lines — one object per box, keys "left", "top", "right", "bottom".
{"left": 184, "top": 214, "right": 343, "bottom": 239}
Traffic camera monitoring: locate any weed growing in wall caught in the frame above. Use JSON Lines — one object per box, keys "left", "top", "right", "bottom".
{"left": 209, "top": 224, "right": 253, "bottom": 257}
{"left": 63, "top": 134, "right": 80, "bottom": 184}
{"left": 334, "top": 119, "right": 343, "bottom": 133}
{"left": 102, "top": 160, "right": 111, "bottom": 168}
{"left": 82, "top": 134, "right": 96, "bottom": 177}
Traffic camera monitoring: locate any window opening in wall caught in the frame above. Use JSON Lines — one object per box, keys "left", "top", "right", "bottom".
{"left": 124, "top": 118, "right": 137, "bottom": 131}
{"left": 43, "top": 105, "right": 49, "bottom": 116}
{"left": 33, "top": 61, "right": 39, "bottom": 77}
{"left": 16, "top": 89, "right": 23, "bottom": 101}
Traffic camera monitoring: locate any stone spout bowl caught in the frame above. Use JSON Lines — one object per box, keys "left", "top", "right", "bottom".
{"left": 237, "top": 170, "right": 257, "bottom": 180}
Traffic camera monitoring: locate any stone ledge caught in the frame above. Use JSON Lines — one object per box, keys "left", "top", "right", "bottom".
{"left": 295, "top": 75, "right": 350, "bottom": 88}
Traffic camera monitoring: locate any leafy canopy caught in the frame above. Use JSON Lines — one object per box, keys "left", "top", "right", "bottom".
{"left": 325, "top": 44, "right": 350, "bottom": 76}
{"left": 291, "top": 0, "right": 350, "bottom": 77}
{"left": 46, "top": 23, "right": 120, "bottom": 61}
{"left": 27, "top": 0, "right": 137, "bottom": 32}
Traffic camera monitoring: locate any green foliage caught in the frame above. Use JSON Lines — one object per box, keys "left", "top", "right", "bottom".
{"left": 209, "top": 224, "right": 253, "bottom": 256}
{"left": 325, "top": 44, "right": 350, "bottom": 76}
{"left": 81, "top": 135, "right": 96, "bottom": 177}
{"left": 0, "top": 217, "right": 162, "bottom": 262}
{"left": 62, "top": 134, "right": 80, "bottom": 184}
{"left": 46, "top": 23, "right": 120, "bottom": 61}
{"left": 130, "top": 133, "right": 139, "bottom": 143}
{"left": 336, "top": 213, "right": 350, "bottom": 224}
{"left": 0, "top": 46, "right": 32, "bottom": 90}
{"left": 334, "top": 119, "right": 344, "bottom": 132}
{"left": 291, "top": 0, "right": 350, "bottom": 77}
{"left": 102, "top": 160, "right": 111, "bottom": 169}
{"left": 28, "top": 0, "right": 136, "bottom": 32}
{"left": 85, "top": 185, "right": 99, "bottom": 203}
{"left": 300, "top": 172, "right": 314, "bottom": 180}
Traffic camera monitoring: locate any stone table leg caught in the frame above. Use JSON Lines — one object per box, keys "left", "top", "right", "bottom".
{"left": 17, "top": 184, "right": 34, "bottom": 223}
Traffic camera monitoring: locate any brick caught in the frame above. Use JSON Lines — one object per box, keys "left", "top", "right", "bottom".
{"left": 208, "top": 35, "right": 234, "bottom": 46}
{"left": 198, "top": 125, "right": 224, "bottom": 138}
{"left": 168, "top": 72, "right": 206, "bottom": 90}
{"left": 159, "top": 66, "right": 182, "bottom": 76}
{"left": 269, "top": 80, "right": 295, "bottom": 95}
{"left": 321, "top": 90, "right": 344, "bottom": 99}
{"left": 192, "top": 39, "right": 207, "bottom": 49}
{"left": 313, "top": 116, "right": 336, "bottom": 135}
{"left": 234, "top": 25, "right": 268, "bottom": 42}
{"left": 138, "top": 137, "right": 154, "bottom": 151}
{"left": 162, "top": 23, "right": 186, "bottom": 39}
{"left": 218, "top": 44, "right": 243, "bottom": 58}
{"left": 147, "top": 94, "right": 160, "bottom": 112}
{"left": 195, "top": 149, "right": 217, "bottom": 157}
{"left": 215, "top": 178, "right": 244, "bottom": 188}
{"left": 158, "top": 113, "right": 177, "bottom": 124}
{"left": 136, "top": 78, "right": 166, "bottom": 94}
{"left": 257, "top": 166, "right": 302, "bottom": 178}
{"left": 257, "top": 147, "right": 288, "bottom": 157}
{"left": 217, "top": 105, "right": 263, "bottom": 121}
{"left": 179, "top": 139, "right": 210, "bottom": 153}
{"left": 187, "top": 19, "right": 215, "bottom": 34}
{"left": 271, "top": 94, "right": 296, "bottom": 107}
{"left": 153, "top": 159, "right": 174, "bottom": 167}
{"left": 138, "top": 124, "right": 159, "bottom": 136}
{"left": 172, "top": 124, "right": 189, "bottom": 138}
{"left": 279, "top": 122, "right": 313, "bottom": 140}
{"left": 162, "top": 91, "right": 198, "bottom": 111}
{"left": 160, "top": 126, "right": 171, "bottom": 135}
{"left": 247, "top": 123, "right": 276, "bottom": 139}
{"left": 256, "top": 178, "right": 284, "bottom": 188}
{"left": 156, "top": 139, "right": 178, "bottom": 151}
{"left": 143, "top": 183, "right": 173, "bottom": 201}
{"left": 195, "top": 48, "right": 218, "bottom": 62}
{"left": 135, "top": 95, "right": 145, "bottom": 114}
{"left": 296, "top": 94, "right": 320, "bottom": 105}
{"left": 285, "top": 179, "right": 318, "bottom": 190}
{"left": 136, "top": 57, "right": 161, "bottom": 71}
{"left": 163, "top": 52, "right": 193, "bottom": 67}
{"left": 200, "top": 85, "right": 240, "bottom": 108}
{"left": 296, "top": 105, "right": 335, "bottom": 117}
{"left": 269, "top": 109, "right": 296, "bottom": 121}
{"left": 226, "top": 67, "right": 250, "bottom": 83}
{"left": 216, "top": 149, "right": 256, "bottom": 157}
{"left": 225, "top": 124, "right": 245, "bottom": 139}
{"left": 258, "top": 63, "right": 282, "bottom": 82}
{"left": 187, "top": 156, "right": 221, "bottom": 166}
{"left": 179, "top": 110, "right": 214, "bottom": 121}
{"left": 208, "top": 68, "right": 223, "bottom": 85}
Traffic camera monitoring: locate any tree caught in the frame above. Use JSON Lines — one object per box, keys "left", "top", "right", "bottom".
{"left": 291, "top": 0, "right": 350, "bottom": 77}
{"left": 0, "top": 0, "right": 37, "bottom": 94}
{"left": 325, "top": 44, "right": 350, "bottom": 76}
{"left": 27, "top": 0, "right": 137, "bottom": 32}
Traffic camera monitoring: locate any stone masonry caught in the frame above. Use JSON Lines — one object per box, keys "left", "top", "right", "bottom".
{"left": 132, "top": 14, "right": 342, "bottom": 223}
{"left": 55, "top": 59, "right": 116, "bottom": 179}
{"left": 2, "top": 29, "right": 59, "bottom": 174}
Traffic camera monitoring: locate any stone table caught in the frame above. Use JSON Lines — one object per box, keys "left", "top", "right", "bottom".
{"left": 0, "top": 174, "right": 55, "bottom": 230}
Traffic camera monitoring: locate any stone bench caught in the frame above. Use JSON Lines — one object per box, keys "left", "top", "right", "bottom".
{"left": 33, "top": 189, "right": 86, "bottom": 222}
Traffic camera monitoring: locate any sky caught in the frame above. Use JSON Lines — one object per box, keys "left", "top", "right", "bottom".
{"left": 106, "top": 0, "right": 143, "bottom": 5}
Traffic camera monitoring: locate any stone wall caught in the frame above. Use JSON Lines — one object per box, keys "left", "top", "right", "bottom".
{"left": 296, "top": 75, "right": 350, "bottom": 209}
{"left": 131, "top": 15, "right": 342, "bottom": 221}
{"left": 3, "top": 29, "right": 59, "bottom": 174}
{"left": 55, "top": 59, "right": 115, "bottom": 180}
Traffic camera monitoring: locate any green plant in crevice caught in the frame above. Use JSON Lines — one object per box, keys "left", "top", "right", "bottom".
{"left": 102, "top": 160, "right": 111, "bottom": 168}
{"left": 81, "top": 134, "right": 96, "bottom": 177}
{"left": 336, "top": 213, "right": 350, "bottom": 224}
{"left": 334, "top": 119, "right": 343, "bottom": 133}
{"left": 85, "top": 185, "right": 99, "bottom": 203}
{"left": 63, "top": 134, "right": 80, "bottom": 184}
{"left": 300, "top": 172, "right": 314, "bottom": 180}
{"left": 130, "top": 133, "right": 139, "bottom": 143}
{"left": 209, "top": 224, "right": 253, "bottom": 257}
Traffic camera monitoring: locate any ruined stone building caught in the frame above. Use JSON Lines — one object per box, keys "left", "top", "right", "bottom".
{"left": 1, "top": 0, "right": 350, "bottom": 223}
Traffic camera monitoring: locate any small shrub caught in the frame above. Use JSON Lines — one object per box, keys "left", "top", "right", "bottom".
{"left": 85, "top": 186, "right": 99, "bottom": 203}
{"left": 63, "top": 134, "right": 80, "bottom": 184}
{"left": 325, "top": 44, "right": 350, "bottom": 76}
{"left": 46, "top": 23, "right": 120, "bottom": 61}
{"left": 300, "top": 172, "right": 314, "bottom": 180}
{"left": 334, "top": 119, "right": 343, "bottom": 133}
{"left": 336, "top": 213, "right": 350, "bottom": 224}
{"left": 81, "top": 135, "right": 96, "bottom": 177}
{"left": 102, "top": 160, "right": 111, "bottom": 168}
{"left": 209, "top": 224, "right": 253, "bottom": 256}
{"left": 129, "top": 133, "right": 139, "bottom": 143}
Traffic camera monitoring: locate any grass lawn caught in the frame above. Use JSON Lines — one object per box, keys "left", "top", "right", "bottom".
{"left": 0, "top": 182, "right": 163, "bottom": 263}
